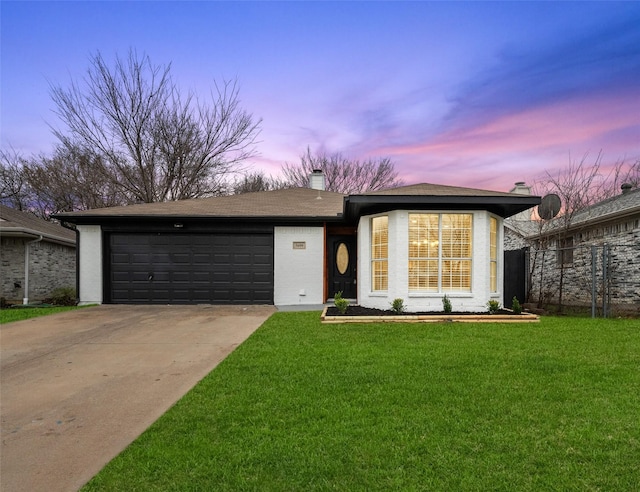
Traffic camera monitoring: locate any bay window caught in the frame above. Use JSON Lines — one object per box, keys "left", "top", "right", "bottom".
{"left": 409, "top": 213, "right": 472, "bottom": 292}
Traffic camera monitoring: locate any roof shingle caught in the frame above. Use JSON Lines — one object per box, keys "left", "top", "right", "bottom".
{"left": 55, "top": 188, "right": 346, "bottom": 219}
{"left": 0, "top": 205, "right": 76, "bottom": 244}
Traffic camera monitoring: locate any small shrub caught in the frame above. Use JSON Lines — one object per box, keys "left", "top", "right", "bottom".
{"left": 511, "top": 296, "right": 522, "bottom": 315}
{"left": 442, "top": 295, "right": 452, "bottom": 314}
{"left": 487, "top": 299, "right": 500, "bottom": 315}
{"left": 334, "top": 291, "right": 349, "bottom": 315}
{"left": 391, "top": 298, "right": 406, "bottom": 314}
{"left": 46, "top": 287, "right": 77, "bottom": 306}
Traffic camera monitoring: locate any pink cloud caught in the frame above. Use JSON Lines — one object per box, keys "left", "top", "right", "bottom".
{"left": 364, "top": 89, "right": 639, "bottom": 191}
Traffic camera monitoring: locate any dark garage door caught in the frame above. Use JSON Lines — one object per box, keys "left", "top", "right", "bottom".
{"left": 108, "top": 233, "right": 273, "bottom": 304}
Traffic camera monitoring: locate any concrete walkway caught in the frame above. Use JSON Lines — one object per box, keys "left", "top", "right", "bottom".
{"left": 0, "top": 304, "right": 275, "bottom": 492}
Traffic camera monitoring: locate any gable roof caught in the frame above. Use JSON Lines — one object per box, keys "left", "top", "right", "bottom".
{"left": 361, "top": 183, "right": 521, "bottom": 197}
{"left": 344, "top": 183, "right": 541, "bottom": 220}
{"left": 568, "top": 187, "right": 640, "bottom": 228}
{"left": 55, "top": 188, "right": 346, "bottom": 224}
{"left": 54, "top": 182, "right": 541, "bottom": 225}
{"left": 508, "top": 187, "right": 640, "bottom": 239}
{"left": 0, "top": 205, "right": 76, "bottom": 245}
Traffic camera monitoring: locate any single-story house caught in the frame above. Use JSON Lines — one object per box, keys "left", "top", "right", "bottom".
{"left": 0, "top": 204, "right": 77, "bottom": 304}
{"left": 55, "top": 176, "right": 540, "bottom": 312}
{"left": 505, "top": 184, "right": 640, "bottom": 313}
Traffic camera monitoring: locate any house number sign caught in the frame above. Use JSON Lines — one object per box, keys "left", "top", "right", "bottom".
{"left": 293, "top": 241, "right": 306, "bottom": 250}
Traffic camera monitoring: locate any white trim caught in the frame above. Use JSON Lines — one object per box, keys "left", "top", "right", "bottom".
{"left": 77, "top": 225, "right": 102, "bottom": 305}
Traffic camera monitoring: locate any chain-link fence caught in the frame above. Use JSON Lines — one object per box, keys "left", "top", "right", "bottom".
{"left": 526, "top": 243, "right": 639, "bottom": 317}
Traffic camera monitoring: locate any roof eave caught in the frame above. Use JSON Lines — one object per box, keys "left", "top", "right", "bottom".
{"left": 0, "top": 227, "right": 76, "bottom": 246}
{"left": 52, "top": 213, "right": 345, "bottom": 225}
{"left": 344, "top": 195, "right": 541, "bottom": 220}
{"left": 525, "top": 205, "right": 640, "bottom": 239}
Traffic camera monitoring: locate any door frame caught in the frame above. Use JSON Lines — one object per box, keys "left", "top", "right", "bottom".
{"left": 325, "top": 225, "right": 358, "bottom": 302}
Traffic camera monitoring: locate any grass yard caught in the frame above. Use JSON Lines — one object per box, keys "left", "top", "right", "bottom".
{"left": 0, "top": 306, "right": 84, "bottom": 324}
{"left": 83, "top": 313, "right": 640, "bottom": 491}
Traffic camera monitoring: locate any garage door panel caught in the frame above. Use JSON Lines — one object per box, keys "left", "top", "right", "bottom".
{"left": 109, "top": 233, "right": 273, "bottom": 304}
{"left": 253, "top": 272, "right": 272, "bottom": 282}
{"left": 233, "top": 272, "right": 251, "bottom": 282}
{"left": 171, "top": 271, "right": 191, "bottom": 282}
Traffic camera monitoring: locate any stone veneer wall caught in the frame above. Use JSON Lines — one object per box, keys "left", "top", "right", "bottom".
{"left": 0, "top": 238, "right": 76, "bottom": 304}
{"left": 504, "top": 226, "right": 530, "bottom": 251}
{"left": 506, "top": 217, "right": 639, "bottom": 314}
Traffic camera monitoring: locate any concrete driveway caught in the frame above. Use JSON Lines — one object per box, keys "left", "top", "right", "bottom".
{"left": 0, "top": 304, "right": 275, "bottom": 492}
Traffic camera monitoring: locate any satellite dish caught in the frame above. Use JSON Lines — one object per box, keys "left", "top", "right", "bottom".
{"left": 538, "top": 193, "right": 561, "bottom": 220}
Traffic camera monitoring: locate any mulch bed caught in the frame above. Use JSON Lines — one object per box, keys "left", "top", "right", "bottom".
{"left": 325, "top": 305, "right": 519, "bottom": 317}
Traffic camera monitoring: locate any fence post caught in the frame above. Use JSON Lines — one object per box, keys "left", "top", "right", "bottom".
{"left": 602, "top": 244, "right": 608, "bottom": 318}
{"left": 591, "top": 245, "right": 597, "bottom": 318}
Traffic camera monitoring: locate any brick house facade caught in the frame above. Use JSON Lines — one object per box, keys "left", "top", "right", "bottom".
{"left": 0, "top": 205, "right": 76, "bottom": 304}
{"left": 505, "top": 186, "right": 640, "bottom": 315}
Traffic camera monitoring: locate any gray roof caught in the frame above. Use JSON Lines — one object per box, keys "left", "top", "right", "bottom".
{"left": 55, "top": 188, "right": 346, "bottom": 221}
{"left": 360, "top": 183, "right": 523, "bottom": 197}
{"left": 570, "top": 187, "right": 640, "bottom": 226}
{"left": 54, "top": 182, "right": 541, "bottom": 224}
{"left": 0, "top": 205, "right": 76, "bottom": 245}
{"left": 507, "top": 187, "right": 640, "bottom": 238}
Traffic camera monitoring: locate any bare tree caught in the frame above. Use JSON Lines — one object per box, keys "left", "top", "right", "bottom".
{"left": 601, "top": 157, "right": 640, "bottom": 195}
{"left": 50, "top": 50, "right": 261, "bottom": 203}
{"left": 280, "top": 147, "right": 403, "bottom": 193}
{"left": 231, "top": 171, "right": 287, "bottom": 194}
{"left": 23, "top": 145, "right": 128, "bottom": 218}
{"left": 0, "top": 148, "right": 32, "bottom": 211}
{"left": 528, "top": 153, "right": 639, "bottom": 311}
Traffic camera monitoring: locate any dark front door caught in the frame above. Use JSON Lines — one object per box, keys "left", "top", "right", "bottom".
{"left": 327, "top": 235, "right": 357, "bottom": 299}
{"left": 504, "top": 247, "right": 528, "bottom": 308}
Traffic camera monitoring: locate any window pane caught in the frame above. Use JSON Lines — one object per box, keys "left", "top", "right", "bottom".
{"left": 490, "top": 217, "right": 498, "bottom": 292}
{"left": 490, "top": 262, "right": 497, "bottom": 292}
{"left": 442, "top": 214, "right": 471, "bottom": 259}
{"left": 371, "top": 216, "right": 388, "bottom": 291}
{"left": 372, "top": 261, "right": 388, "bottom": 291}
{"left": 442, "top": 260, "right": 471, "bottom": 291}
{"left": 408, "top": 259, "right": 438, "bottom": 291}
{"left": 490, "top": 217, "right": 497, "bottom": 260}
{"left": 409, "top": 213, "right": 472, "bottom": 292}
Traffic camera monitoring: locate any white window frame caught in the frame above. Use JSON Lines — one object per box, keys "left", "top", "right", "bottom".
{"left": 408, "top": 213, "right": 473, "bottom": 293}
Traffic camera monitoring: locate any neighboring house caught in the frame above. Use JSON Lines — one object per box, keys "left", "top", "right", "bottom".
{"left": 505, "top": 185, "right": 640, "bottom": 313}
{"left": 55, "top": 177, "right": 540, "bottom": 312}
{"left": 0, "top": 205, "right": 77, "bottom": 304}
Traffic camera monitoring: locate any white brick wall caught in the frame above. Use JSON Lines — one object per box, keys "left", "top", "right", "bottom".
{"left": 358, "top": 210, "right": 503, "bottom": 312}
{"left": 274, "top": 226, "right": 324, "bottom": 306}
{"left": 77, "top": 225, "right": 103, "bottom": 305}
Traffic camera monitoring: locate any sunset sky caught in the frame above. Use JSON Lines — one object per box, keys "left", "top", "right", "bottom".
{"left": 2, "top": 1, "right": 639, "bottom": 192}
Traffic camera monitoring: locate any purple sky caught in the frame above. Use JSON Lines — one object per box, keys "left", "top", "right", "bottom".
{"left": 2, "top": 1, "right": 639, "bottom": 192}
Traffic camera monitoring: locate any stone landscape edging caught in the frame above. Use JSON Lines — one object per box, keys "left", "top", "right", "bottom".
{"left": 320, "top": 307, "right": 540, "bottom": 324}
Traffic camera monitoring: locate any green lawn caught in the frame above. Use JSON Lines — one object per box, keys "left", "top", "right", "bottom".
{"left": 0, "top": 306, "right": 85, "bottom": 324}
{"left": 83, "top": 313, "right": 640, "bottom": 491}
